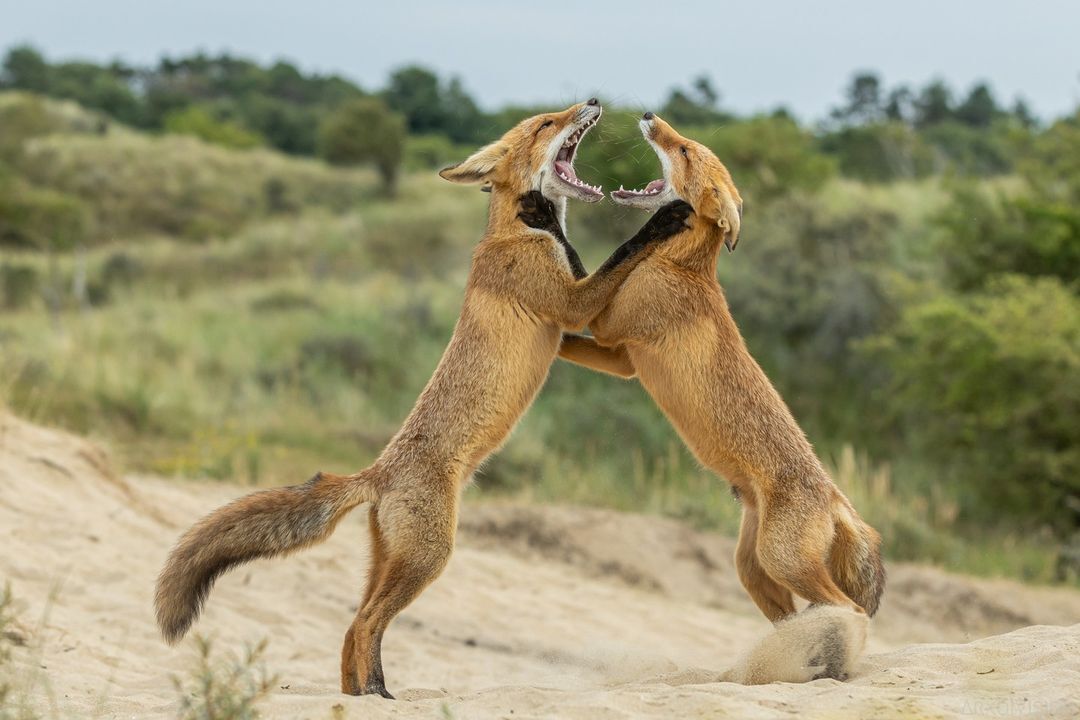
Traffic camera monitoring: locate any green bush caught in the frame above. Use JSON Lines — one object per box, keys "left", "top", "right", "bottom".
{"left": 936, "top": 183, "right": 1080, "bottom": 290}
{"left": 318, "top": 98, "right": 405, "bottom": 194}
{"left": 1015, "top": 109, "right": 1080, "bottom": 202}
{"left": 0, "top": 179, "right": 88, "bottom": 249}
{"left": 865, "top": 275, "right": 1080, "bottom": 531}
{"left": 164, "top": 106, "right": 264, "bottom": 149}
{"left": 920, "top": 120, "right": 1017, "bottom": 176}
{"left": 690, "top": 115, "right": 836, "bottom": 200}
{"left": 403, "top": 134, "right": 473, "bottom": 171}
{"left": 0, "top": 263, "right": 39, "bottom": 309}
{"left": 820, "top": 122, "right": 936, "bottom": 182}
{"left": 0, "top": 93, "right": 61, "bottom": 162}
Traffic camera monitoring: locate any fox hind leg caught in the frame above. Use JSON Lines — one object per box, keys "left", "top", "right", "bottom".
{"left": 735, "top": 504, "right": 797, "bottom": 622}
{"left": 341, "top": 504, "right": 389, "bottom": 695}
{"left": 345, "top": 490, "right": 457, "bottom": 698}
{"left": 755, "top": 503, "right": 863, "bottom": 614}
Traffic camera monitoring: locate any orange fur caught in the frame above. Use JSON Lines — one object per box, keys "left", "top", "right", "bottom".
{"left": 155, "top": 101, "right": 687, "bottom": 698}
{"left": 560, "top": 113, "right": 885, "bottom": 625}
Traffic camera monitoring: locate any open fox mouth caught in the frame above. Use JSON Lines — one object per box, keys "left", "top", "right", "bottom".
{"left": 611, "top": 179, "right": 666, "bottom": 200}
{"left": 608, "top": 115, "right": 677, "bottom": 210}
{"left": 553, "top": 113, "right": 603, "bottom": 199}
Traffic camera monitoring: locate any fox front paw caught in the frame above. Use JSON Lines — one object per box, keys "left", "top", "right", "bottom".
{"left": 517, "top": 190, "right": 563, "bottom": 237}
{"left": 643, "top": 200, "right": 694, "bottom": 242}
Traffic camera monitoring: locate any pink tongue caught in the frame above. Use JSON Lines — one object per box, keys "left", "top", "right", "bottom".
{"left": 645, "top": 179, "right": 665, "bottom": 193}
{"left": 555, "top": 160, "right": 578, "bottom": 181}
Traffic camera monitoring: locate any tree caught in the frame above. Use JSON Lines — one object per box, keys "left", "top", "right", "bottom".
{"left": 831, "top": 72, "right": 884, "bottom": 126}
{"left": 914, "top": 80, "right": 953, "bottom": 127}
{"left": 884, "top": 86, "right": 914, "bottom": 123}
{"left": 382, "top": 65, "right": 484, "bottom": 143}
{"left": 661, "top": 75, "right": 731, "bottom": 126}
{"left": 1, "top": 45, "right": 49, "bottom": 91}
{"left": 383, "top": 66, "right": 444, "bottom": 135}
{"left": 442, "top": 76, "right": 484, "bottom": 144}
{"left": 955, "top": 83, "right": 1000, "bottom": 128}
{"left": 1011, "top": 99, "right": 1037, "bottom": 129}
{"left": 317, "top": 98, "right": 405, "bottom": 194}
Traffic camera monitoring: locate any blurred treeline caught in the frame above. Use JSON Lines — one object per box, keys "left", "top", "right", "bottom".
{"left": 0, "top": 46, "right": 1077, "bottom": 582}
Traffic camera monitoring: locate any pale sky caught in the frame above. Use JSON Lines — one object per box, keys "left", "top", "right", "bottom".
{"left": 2, "top": 0, "right": 1078, "bottom": 121}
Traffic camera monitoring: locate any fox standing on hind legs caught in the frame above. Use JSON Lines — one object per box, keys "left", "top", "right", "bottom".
{"left": 154, "top": 100, "right": 693, "bottom": 698}
{"left": 533, "top": 112, "right": 885, "bottom": 677}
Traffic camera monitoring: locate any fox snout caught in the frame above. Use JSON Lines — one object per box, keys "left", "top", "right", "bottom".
{"left": 575, "top": 98, "right": 601, "bottom": 122}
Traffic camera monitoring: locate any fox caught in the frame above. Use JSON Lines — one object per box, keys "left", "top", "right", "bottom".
{"left": 153, "top": 100, "right": 694, "bottom": 698}
{"left": 527, "top": 112, "right": 885, "bottom": 681}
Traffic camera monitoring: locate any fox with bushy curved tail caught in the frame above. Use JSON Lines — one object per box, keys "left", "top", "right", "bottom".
{"left": 541, "top": 112, "right": 885, "bottom": 683}
{"left": 154, "top": 100, "right": 693, "bottom": 699}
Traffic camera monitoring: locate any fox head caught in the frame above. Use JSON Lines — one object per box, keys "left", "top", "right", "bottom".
{"left": 439, "top": 100, "right": 604, "bottom": 205}
{"left": 611, "top": 113, "right": 743, "bottom": 252}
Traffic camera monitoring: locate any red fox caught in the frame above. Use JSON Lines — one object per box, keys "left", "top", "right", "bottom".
{"left": 539, "top": 112, "right": 885, "bottom": 681}
{"left": 154, "top": 100, "right": 693, "bottom": 698}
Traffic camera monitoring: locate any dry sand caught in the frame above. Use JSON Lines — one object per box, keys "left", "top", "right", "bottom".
{"left": 1, "top": 412, "right": 1078, "bottom": 719}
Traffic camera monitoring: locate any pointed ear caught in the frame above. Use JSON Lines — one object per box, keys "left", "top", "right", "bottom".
{"left": 439, "top": 141, "right": 509, "bottom": 184}
{"left": 703, "top": 186, "right": 743, "bottom": 252}
{"left": 722, "top": 200, "right": 743, "bottom": 253}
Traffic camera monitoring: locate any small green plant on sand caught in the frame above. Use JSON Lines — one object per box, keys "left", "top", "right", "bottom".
{"left": 0, "top": 584, "right": 38, "bottom": 720}
{"left": 173, "top": 636, "right": 276, "bottom": 720}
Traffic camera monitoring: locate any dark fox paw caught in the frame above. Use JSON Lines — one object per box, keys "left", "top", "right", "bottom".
{"left": 346, "top": 681, "right": 393, "bottom": 699}
{"left": 642, "top": 199, "right": 694, "bottom": 242}
{"left": 517, "top": 190, "right": 563, "bottom": 237}
{"left": 364, "top": 682, "right": 395, "bottom": 699}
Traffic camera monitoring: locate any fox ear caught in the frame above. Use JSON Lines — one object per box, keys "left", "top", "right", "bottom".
{"left": 439, "top": 141, "right": 509, "bottom": 184}
{"left": 704, "top": 185, "right": 743, "bottom": 252}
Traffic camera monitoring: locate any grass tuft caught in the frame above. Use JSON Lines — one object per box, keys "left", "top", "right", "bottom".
{"left": 172, "top": 636, "right": 277, "bottom": 720}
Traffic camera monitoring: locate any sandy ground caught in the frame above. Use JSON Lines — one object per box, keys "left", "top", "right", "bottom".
{"left": 2, "top": 412, "right": 1079, "bottom": 719}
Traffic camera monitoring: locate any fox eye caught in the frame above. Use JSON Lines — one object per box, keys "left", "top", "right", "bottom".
{"left": 538, "top": 120, "right": 554, "bottom": 132}
{"left": 680, "top": 146, "right": 689, "bottom": 158}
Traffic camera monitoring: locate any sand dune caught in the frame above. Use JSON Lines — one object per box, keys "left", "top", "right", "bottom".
{"left": 2, "top": 413, "right": 1078, "bottom": 719}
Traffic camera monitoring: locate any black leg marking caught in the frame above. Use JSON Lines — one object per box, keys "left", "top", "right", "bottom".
{"left": 594, "top": 200, "right": 693, "bottom": 275}
{"left": 517, "top": 190, "right": 588, "bottom": 279}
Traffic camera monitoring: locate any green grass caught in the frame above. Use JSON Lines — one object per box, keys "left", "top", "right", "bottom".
{"left": 0, "top": 122, "right": 1071, "bottom": 586}
{"left": 0, "top": 584, "right": 42, "bottom": 720}
{"left": 19, "top": 131, "right": 378, "bottom": 242}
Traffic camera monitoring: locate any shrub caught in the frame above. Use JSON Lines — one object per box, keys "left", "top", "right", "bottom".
{"left": 404, "top": 134, "right": 473, "bottom": 172}
{"left": 819, "top": 122, "right": 936, "bottom": 182}
{"left": 164, "top": 106, "right": 264, "bottom": 149}
{"left": 173, "top": 636, "right": 275, "bottom": 720}
{"left": 0, "top": 179, "right": 89, "bottom": 250}
{"left": 865, "top": 275, "right": 1080, "bottom": 531}
{"left": 936, "top": 183, "right": 1080, "bottom": 291}
{"left": 692, "top": 115, "right": 836, "bottom": 200}
{"left": 0, "top": 264, "right": 39, "bottom": 309}
{"left": 318, "top": 98, "right": 405, "bottom": 194}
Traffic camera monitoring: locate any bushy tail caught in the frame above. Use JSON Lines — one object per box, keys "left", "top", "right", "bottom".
{"left": 730, "top": 605, "right": 868, "bottom": 684}
{"left": 155, "top": 469, "right": 379, "bottom": 644}
{"left": 829, "top": 508, "right": 886, "bottom": 617}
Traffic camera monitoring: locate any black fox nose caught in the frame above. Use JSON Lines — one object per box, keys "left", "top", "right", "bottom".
{"left": 643, "top": 111, "right": 654, "bottom": 120}
{"left": 586, "top": 97, "right": 599, "bottom": 106}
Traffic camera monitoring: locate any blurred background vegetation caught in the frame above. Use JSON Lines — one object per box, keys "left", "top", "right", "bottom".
{"left": 0, "top": 46, "right": 1077, "bottom": 585}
